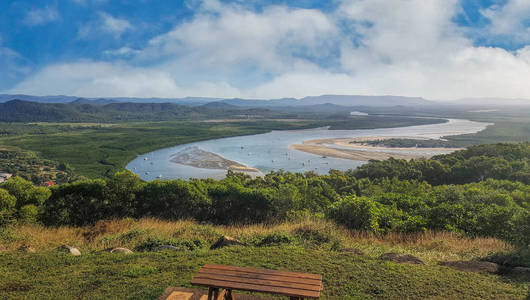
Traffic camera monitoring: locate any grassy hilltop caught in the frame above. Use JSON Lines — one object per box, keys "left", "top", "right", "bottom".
{"left": 1, "top": 219, "right": 528, "bottom": 299}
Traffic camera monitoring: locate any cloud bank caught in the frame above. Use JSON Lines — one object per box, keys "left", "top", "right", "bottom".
{"left": 9, "top": 0, "right": 530, "bottom": 100}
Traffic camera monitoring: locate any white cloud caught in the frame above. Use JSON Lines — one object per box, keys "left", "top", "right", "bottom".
{"left": 481, "top": 0, "right": 530, "bottom": 43}
{"left": 23, "top": 6, "right": 59, "bottom": 26}
{"left": 78, "top": 12, "right": 133, "bottom": 39}
{"left": 141, "top": 1, "right": 336, "bottom": 75}
{"left": 8, "top": 61, "right": 242, "bottom": 98}
{"left": 9, "top": 0, "right": 530, "bottom": 100}
{"left": 103, "top": 46, "right": 141, "bottom": 57}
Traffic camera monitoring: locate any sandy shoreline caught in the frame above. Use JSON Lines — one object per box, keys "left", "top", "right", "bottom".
{"left": 290, "top": 136, "right": 463, "bottom": 161}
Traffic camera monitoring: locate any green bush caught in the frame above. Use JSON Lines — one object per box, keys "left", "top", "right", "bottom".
{"left": 257, "top": 231, "right": 294, "bottom": 247}
{"left": 0, "top": 188, "right": 16, "bottom": 226}
{"left": 327, "top": 196, "right": 381, "bottom": 232}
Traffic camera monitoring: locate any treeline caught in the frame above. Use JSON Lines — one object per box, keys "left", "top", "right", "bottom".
{"left": 351, "top": 143, "right": 530, "bottom": 185}
{"left": 0, "top": 143, "right": 529, "bottom": 247}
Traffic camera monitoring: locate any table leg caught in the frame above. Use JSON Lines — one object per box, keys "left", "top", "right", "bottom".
{"left": 226, "top": 289, "right": 235, "bottom": 300}
{"left": 208, "top": 287, "right": 219, "bottom": 300}
{"left": 217, "top": 289, "right": 227, "bottom": 300}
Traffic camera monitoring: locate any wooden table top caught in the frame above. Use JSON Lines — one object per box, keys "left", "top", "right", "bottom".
{"left": 191, "top": 264, "right": 323, "bottom": 299}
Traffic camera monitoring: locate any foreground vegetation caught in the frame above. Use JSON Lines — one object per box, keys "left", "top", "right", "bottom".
{"left": 1, "top": 143, "right": 529, "bottom": 245}
{"left": 1, "top": 219, "right": 528, "bottom": 299}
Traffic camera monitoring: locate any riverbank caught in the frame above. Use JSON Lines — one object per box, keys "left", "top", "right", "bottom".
{"left": 290, "top": 136, "right": 463, "bottom": 161}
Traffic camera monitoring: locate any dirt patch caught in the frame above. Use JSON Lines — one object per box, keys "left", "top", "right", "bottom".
{"left": 439, "top": 260, "right": 500, "bottom": 274}
{"left": 379, "top": 253, "right": 424, "bottom": 264}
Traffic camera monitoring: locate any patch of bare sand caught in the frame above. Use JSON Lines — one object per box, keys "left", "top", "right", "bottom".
{"left": 290, "top": 136, "right": 463, "bottom": 161}
{"left": 170, "top": 146, "right": 259, "bottom": 172}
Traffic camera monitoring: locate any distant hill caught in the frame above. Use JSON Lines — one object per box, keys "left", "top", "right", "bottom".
{"left": 201, "top": 102, "right": 240, "bottom": 109}
{"left": 0, "top": 100, "right": 291, "bottom": 122}
{"left": 220, "top": 95, "right": 433, "bottom": 107}
{"left": 72, "top": 98, "right": 118, "bottom": 105}
{"left": 0, "top": 94, "right": 79, "bottom": 103}
{"left": 0, "top": 100, "right": 89, "bottom": 122}
{"left": 0, "top": 94, "right": 221, "bottom": 106}
{"left": 0, "top": 94, "right": 435, "bottom": 107}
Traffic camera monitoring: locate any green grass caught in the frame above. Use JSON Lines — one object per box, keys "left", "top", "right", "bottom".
{"left": 0, "top": 219, "right": 528, "bottom": 299}
{"left": 0, "top": 246, "right": 528, "bottom": 299}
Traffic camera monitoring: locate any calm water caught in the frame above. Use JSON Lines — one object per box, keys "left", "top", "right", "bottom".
{"left": 126, "top": 118, "right": 490, "bottom": 180}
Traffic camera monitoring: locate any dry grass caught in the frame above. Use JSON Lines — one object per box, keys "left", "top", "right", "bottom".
{"left": 1, "top": 218, "right": 512, "bottom": 264}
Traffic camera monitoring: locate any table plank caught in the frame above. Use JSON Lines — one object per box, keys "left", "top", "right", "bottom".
{"left": 194, "top": 273, "right": 321, "bottom": 291}
{"left": 196, "top": 268, "right": 322, "bottom": 286}
{"left": 202, "top": 264, "right": 322, "bottom": 280}
{"left": 191, "top": 278, "right": 321, "bottom": 298}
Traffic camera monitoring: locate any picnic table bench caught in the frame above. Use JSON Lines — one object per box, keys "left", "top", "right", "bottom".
{"left": 191, "top": 264, "right": 323, "bottom": 300}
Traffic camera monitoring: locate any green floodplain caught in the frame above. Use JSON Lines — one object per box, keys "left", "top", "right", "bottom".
{"left": 0, "top": 102, "right": 529, "bottom": 299}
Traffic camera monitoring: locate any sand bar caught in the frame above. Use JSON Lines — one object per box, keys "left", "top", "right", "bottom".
{"left": 290, "top": 136, "right": 463, "bottom": 161}
{"left": 170, "top": 146, "right": 259, "bottom": 172}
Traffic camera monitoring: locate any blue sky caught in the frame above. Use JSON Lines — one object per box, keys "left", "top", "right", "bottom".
{"left": 2, "top": 0, "right": 530, "bottom": 100}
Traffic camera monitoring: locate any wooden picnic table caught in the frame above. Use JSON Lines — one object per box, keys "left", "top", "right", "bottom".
{"left": 191, "top": 264, "right": 323, "bottom": 300}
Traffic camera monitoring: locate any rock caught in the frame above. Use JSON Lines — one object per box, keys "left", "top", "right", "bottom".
{"left": 379, "top": 252, "right": 424, "bottom": 264}
{"left": 109, "top": 247, "right": 133, "bottom": 254}
{"left": 18, "top": 245, "right": 36, "bottom": 253}
{"left": 511, "top": 266, "right": 530, "bottom": 274}
{"left": 210, "top": 236, "right": 247, "bottom": 249}
{"left": 154, "top": 245, "right": 179, "bottom": 251}
{"left": 340, "top": 248, "right": 365, "bottom": 256}
{"left": 58, "top": 245, "right": 81, "bottom": 256}
{"left": 439, "top": 260, "right": 500, "bottom": 274}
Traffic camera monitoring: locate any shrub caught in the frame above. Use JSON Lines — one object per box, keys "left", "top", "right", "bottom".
{"left": 293, "top": 224, "right": 333, "bottom": 245}
{"left": 257, "top": 231, "right": 294, "bottom": 247}
{"left": 327, "top": 195, "right": 381, "bottom": 232}
{"left": 18, "top": 204, "right": 39, "bottom": 224}
{"left": 0, "top": 188, "right": 16, "bottom": 226}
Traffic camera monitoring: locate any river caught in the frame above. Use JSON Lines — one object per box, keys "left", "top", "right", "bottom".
{"left": 126, "top": 118, "right": 490, "bottom": 180}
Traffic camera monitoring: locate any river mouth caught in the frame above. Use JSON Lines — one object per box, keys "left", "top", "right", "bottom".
{"left": 126, "top": 118, "right": 492, "bottom": 180}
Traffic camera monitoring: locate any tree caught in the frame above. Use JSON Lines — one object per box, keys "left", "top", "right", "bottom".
{"left": 327, "top": 195, "right": 381, "bottom": 232}
{"left": 104, "top": 170, "right": 142, "bottom": 218}
{"left": 0, "top": 188, "right": 16, "bottom": 226}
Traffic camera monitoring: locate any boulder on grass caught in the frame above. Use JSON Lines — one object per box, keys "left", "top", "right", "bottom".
{"left": 340, "top": 248, "right": 365, "bottom": 256}
{"left": 210, "top": 236, "right": 247, "bottom": 250}
{"left": 109, "top": 247, "right": 133, "bottom": 254}
{"left": 439, "top": 260, "right": 500, "bottom": 274}
{"left": 18, "top": 245, "right": 36, "bottom": 253}
{"left": 58, "top": 245, "right": 81, "bottom": 256}
{"left": 379, "top": 252, "right": 424, "bottom": 264}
